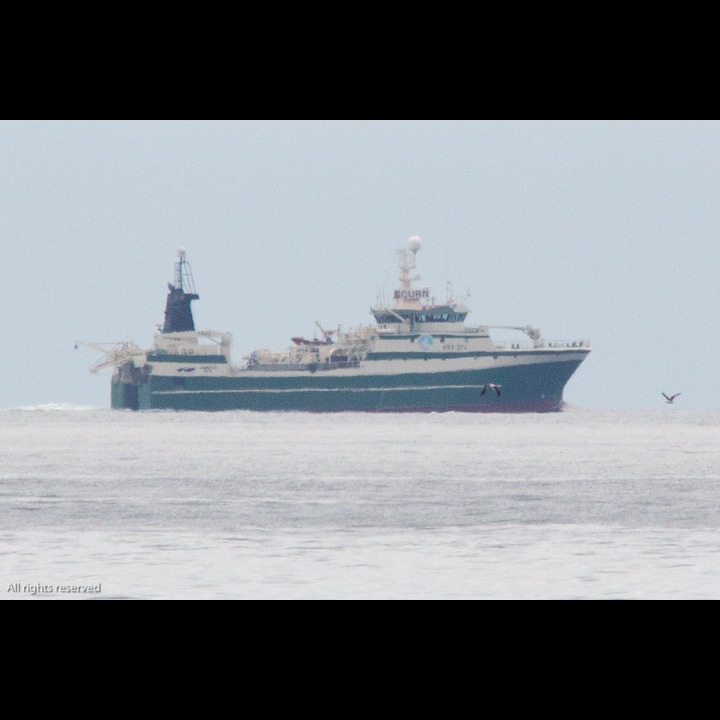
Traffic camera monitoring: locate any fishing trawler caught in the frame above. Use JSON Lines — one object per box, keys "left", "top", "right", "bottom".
{"left": 85, "top": 238, "right": 590, "bottom": 412}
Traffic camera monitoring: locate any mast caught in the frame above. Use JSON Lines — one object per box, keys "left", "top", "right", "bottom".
{"left": 162, "top": 248, "right": 200, "bottom": 333}
{"left": 393, "top": 236, "right": 428, "bottom": 310}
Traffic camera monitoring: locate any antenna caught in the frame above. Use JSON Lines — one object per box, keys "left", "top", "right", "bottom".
{"left": 174, "top": 247, "right": 197, "bottom": 295}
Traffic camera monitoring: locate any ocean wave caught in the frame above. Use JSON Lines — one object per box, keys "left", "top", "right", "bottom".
{"left": 13, "top": 402, "right": 101, "bottom": 412}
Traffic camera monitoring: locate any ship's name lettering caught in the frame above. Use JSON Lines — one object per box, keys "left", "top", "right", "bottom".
{"left": 443, "top": 344, "right": 467, "bottom": 352}
{"left": 394, "top": 289, "right": 429, "bottom": 300}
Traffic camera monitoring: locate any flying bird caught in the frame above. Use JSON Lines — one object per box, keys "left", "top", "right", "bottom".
{"left": 662, "top": 392, "right": 681, "bottom": 404}
{"left": 481, "top": 383, "right": 501, "bottom": 396}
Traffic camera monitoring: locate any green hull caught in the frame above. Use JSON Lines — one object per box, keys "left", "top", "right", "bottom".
{"left": 112, "top": 359, "right": 586, "bottom": 413}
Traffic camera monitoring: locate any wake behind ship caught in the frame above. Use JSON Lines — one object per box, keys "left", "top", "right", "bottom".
{"left": 85, "top": 239, "right": 591, "bottom": 412}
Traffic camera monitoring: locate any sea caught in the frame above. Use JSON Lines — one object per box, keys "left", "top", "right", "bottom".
{"left": 1, "top": 404, "right": 719, "bottom": 600}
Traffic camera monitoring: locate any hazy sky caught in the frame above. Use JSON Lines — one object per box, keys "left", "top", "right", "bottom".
{"left": 2, "top": 119, "right": 718, "bottom": 410}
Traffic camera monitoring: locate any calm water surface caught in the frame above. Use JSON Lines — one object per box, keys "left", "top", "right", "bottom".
{"left": 2, "top": 405, "right": 719, "bottom": 599}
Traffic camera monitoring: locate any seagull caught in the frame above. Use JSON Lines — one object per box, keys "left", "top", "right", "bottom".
{"left": 662, "top": 392, "right": 681, "bottom": 404}
{"left": 481, "top": 383, "right": 502, "bottom": 396}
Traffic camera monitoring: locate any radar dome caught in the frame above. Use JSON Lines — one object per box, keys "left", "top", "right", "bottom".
{"left": 408, "top": 236, "right": 422, "bottom": 252}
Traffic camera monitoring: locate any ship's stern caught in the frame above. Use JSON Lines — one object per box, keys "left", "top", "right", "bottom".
{"left": 110, "top": 361, "right": 152, "bottom": 411}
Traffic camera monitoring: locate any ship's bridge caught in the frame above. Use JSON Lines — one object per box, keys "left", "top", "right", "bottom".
{"left": 374, "top": 235, "right": 472, "bottom": 335}
{"left": 372, "top": 305, "right": 469, "bottom": 334}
